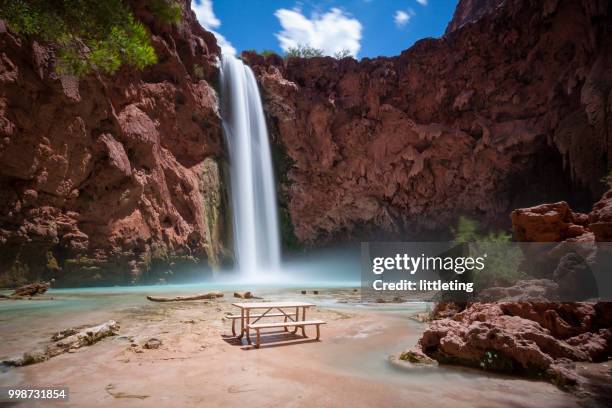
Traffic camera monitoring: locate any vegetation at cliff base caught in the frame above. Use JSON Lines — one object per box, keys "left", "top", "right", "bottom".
{"left": 451, "top": 216, "right": 524, "bottom": 288}
{"left": 452, "top": 216, "right": 511, "bottom": 243}
{"left": 0, "top": 0, "right": 182, "bottom": 76}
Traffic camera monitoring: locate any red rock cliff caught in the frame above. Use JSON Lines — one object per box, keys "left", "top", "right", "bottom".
{"left": 0, "top": 1, "right": 228, "bottom": 286}
{"left": 246, "top": 0, "right": 612, "bottom": 245}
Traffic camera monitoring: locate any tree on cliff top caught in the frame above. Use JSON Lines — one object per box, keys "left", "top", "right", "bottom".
{"left": 285, "top": 44, "right": 325, "bottom": 59}
{"left": 0, "top": 0, "right": 182, "bottom": 76}
{"left": 284, "top": 44, "right": 352, "bottom": 60}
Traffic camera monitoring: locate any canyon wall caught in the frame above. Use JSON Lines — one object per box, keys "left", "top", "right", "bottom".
{"left": 0, "top": 0, "right": 228, "bottom": 286}
{"left": 1, "top": 0, "right": 610, "bottom": 286}
{"left": 246, "top": 0, "right": 612, "bottom": 246}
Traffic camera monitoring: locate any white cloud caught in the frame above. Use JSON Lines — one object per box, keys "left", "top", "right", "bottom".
{"left": 191, "top": 0, "right": 236, "bottom": 55}
{"left": 192, "top": 0, "right": 220, "bottom": 29}
{"left": 395, "top": 9, "right": 416, "bottom": 28}
{"left": 416, "top": 0, "right": 428, "bottom": 5}
{"left": 274, "top": 8, "right": 362, "bottom": 57}
{"left": 394, "top": 10, "right": 410, "bottom": 27}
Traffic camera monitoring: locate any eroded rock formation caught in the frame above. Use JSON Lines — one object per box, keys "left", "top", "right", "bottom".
{"left": 246, "top": 0, "right": 611, "bottom": 245}
{"left": 419, "top": 301, "right": 611, "bottom": 388}
{"left": 0, "top": 1, "right": 228, "bottom": 286}
{"left": 407, "top": 189, "right": 612, "bottom": 389}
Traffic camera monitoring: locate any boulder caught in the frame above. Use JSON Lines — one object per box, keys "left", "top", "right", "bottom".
{"left": 143, "top": 338, "right": 162, "bottom": 350}
{"left": 511, "top": 202, "right": 589, "bottom": 242}
{"left": 398, "top": 348, "right": 438, "bottom": 366}
{"left": 589, "top": 189, "right": 612, "bottom": 242}
{"left": 233, "top": 291, "right": 253, "bottom": 299}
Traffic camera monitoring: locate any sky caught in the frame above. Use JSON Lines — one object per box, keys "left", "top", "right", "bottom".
{"left": 191, "top": 0, "right": 459, "bottom": 58}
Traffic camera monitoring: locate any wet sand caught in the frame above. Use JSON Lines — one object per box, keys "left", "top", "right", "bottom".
{"left": 0, "top": 289, "right": 583, "bottom": 407}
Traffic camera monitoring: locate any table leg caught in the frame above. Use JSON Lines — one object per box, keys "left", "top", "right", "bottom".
{"left": 246, "top": 309, "right": 251, "bottom": 344}
{"left": 293, "top": 307, "right": 299, "bottom": 333}
{"left": 238, "top": 308, "right": 244, "bottom": 339}
{"left": 301, "top": 307, "right": 307, "bottom": 337}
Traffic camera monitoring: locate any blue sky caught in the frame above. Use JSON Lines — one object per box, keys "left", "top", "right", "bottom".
{"left": 192, "top": 0, "right": 459, "bottom": 58}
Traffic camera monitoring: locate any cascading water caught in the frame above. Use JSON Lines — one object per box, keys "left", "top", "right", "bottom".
{"left": 219, "top": 54, "right": 281, "bottom": 278}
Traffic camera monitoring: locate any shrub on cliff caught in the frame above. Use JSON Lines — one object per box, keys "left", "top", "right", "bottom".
{"left": 261, "top": 49, "right": 278, "bottom": 57}
{"left": 0, "top": 0, "right": 182, "bottom": 76}
{"left": 146, "top": 0, "right": 183, "bottom": 25}
{"left": 284, "top": 44, "right": 324, "bottom": 59}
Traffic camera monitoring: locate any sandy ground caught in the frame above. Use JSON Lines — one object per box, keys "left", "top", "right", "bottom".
{"left": 0, "top": 290, "right": 600, "bottom": 407}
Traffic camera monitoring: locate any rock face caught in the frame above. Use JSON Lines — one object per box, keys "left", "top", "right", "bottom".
{"left": 0, "top": 1, "right": 228, "bottom": 286}
{"left": 445, "top": 0, "right": 505, "bottom": 34}
{"left": 409, "top": 190, "right": 612, "bottom": 389}
{"left": 246, "top": 0, "right": 612, "bottom": 245}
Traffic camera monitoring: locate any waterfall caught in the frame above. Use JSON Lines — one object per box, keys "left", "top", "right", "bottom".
{"left": 219, "top": 54, "right": 281, "bottom": 277}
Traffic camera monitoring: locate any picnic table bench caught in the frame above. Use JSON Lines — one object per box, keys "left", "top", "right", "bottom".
{"left": 230, "top": 301, "right": 326, "bottom": 348}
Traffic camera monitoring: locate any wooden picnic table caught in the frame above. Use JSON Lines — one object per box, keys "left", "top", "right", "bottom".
{"left": 231, "top": 301, "right": 315, "bottom": 345}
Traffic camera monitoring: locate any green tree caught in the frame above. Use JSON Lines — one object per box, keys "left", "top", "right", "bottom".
{"left": 0, "top": 0, "right": 180, "bottom": 76}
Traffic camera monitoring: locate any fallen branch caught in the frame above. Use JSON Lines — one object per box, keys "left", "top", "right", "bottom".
{"left": 11, "top": 282, "right": 50, "bottom": 298}
{"left": 146, "top": 292, "right": 223, "bottom": 302}
{"left": 4, "top": 320, "right": 119, "bottom": 366}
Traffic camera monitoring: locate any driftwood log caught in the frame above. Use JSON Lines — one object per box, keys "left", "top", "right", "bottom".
{"left": 11, "top": 282, "right": 50, "bottom": 297}
{"left": 146, "top": 292, "right": 223, "bottom": 302}
{"left": 4, "top": 320, "right": 119, "bottom": 366}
